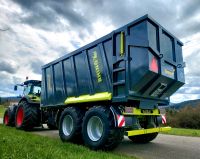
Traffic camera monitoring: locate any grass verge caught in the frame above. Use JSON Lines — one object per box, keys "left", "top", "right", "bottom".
{"left": 0, "top": 105, "right": 6, "bottom": 118}
{"left": 0, "top": 125, "right": 136, "bottom": 159}
{"left": 161, "top": 128, "right": 200, "bottom": 137}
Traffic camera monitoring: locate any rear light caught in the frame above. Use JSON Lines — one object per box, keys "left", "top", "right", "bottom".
{"left": 150, "top": 56, "right": 158, "bottom": 73}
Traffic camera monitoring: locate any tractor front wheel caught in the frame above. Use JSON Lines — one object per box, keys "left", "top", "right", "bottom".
{"left": 15, "top": 101, "right": 40, "bottom": 130}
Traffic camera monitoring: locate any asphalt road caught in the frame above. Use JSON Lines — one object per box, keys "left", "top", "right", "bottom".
{"left": 115, "top": 134, "right": 200, "bottom": 159}
{"left": 31, "top": 128, "right": 200, "bottom": 159}
{"left": 1, "top": 118, "right": 200, "bottom": 159}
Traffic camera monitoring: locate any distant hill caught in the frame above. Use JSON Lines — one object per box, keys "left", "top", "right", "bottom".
{"left": 0, "top": 96, "right": 21, "bottom": 105}
{"left": 168, "top": 99, "right": 200, "bottom": 110}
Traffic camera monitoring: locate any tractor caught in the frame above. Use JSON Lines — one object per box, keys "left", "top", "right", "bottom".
{"left": 3, "top": 80, "right": 57, "bottom": 130}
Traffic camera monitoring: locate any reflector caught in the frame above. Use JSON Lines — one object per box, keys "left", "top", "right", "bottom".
{"left": 150, "top": 57, "right": 158, "bottom": 73}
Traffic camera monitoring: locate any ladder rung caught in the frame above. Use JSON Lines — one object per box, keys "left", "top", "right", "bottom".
{"left": 113, "top": 58, "right": 125, "bottom": 65}
{"left": 113, "top": 67, "right": 125, "bottom": 72}
{"left": 113, "top": 80, "right": 125, "bottom": 86}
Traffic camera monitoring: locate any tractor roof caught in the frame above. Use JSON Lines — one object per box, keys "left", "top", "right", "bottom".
{"left": 23, "top": 80, "right": 41, "bottom": 86}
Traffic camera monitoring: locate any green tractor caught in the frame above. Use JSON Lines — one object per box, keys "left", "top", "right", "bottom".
{"left": 3, "top": 80, "right": 44, "bottom": 130}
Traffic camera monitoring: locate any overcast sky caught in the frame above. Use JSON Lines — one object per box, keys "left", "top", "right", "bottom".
{"left": 0, "top": 0, "right": 200, "bottom": 103}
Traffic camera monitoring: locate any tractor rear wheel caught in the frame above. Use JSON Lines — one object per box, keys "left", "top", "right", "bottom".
{"left": 82, "top": 106, "right": 124, "bottom": 150}
{"left": 3, "top": 109, "right": 11, "bottom": 126}
{"left": 3, "top": 106, "right": 17, "bottom": 126}
{"left": 128, "top": 133, "right": 158, "bottom": 143}
{"left": 15, "top": 101, "right": 40, "bottom": 130}
{"left": 59, "top": 107, "right": 85, "bottom": 143}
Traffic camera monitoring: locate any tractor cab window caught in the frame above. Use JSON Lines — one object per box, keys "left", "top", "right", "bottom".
{"left": 33, "top": 86, "right": 41, "bottom": 96}
{"left": 23, "top": 85, "right": 31, "bottom": 96}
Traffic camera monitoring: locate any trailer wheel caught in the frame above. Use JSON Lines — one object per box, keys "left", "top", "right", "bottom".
{"left": 15, "top": 101, "right": 40, "bottom": 130}
{"left": 128, "top": 132, "right": 158, "bottom": 143}
{"left": 82, "top": 106, "right": 124, "bottom": 150}
{"left": 59, "top": 107, "right": 85, "bottom": 143}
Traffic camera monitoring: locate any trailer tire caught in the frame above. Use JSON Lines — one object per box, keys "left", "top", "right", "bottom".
{"left": 128, "top": 132, "right": 158, "bottom": 143}
{"left": 15, "top": 101, "right": 40, "bottom": 130}
{"left": 59, "top": 107, "right": 85, "bottom": 143}
{"left": 82, "top": 106, "right": 124, "bottom": 150}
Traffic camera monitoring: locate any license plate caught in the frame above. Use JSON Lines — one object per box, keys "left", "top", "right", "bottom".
{"left": 141, "top": 109, "right": 152, "bottom": 114}
{"left": 125, "top": 107, "right": 133, "bottom": 113}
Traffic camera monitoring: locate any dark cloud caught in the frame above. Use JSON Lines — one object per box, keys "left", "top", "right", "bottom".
{"left": 30, "top": 59, "right": 44, "bottom": 74}
{"left": 76, "top": 0, "right": 200, "bottom": 39}
{"left": 176, "top": 17, "right": 200, "bottom": 38}
{"left": 21, "top": 5, "right": 60, "bottom": 31}
{"left": 185, "top": 21, "right": 200, "bottom": 37}
{"left": 12, "top": 0, "right": 200, "bottom": 39}
{"left": 13, "top": 0, "right": 63, "bottom": 31}
{"left": 180, "top": 0, "right": 200, "bottom": 20}
{"left": 0, "top": 60, "right": 17, "bottom": 74}
{"left": 13, "top": 0, "right": 92, "bottom": 37}
{"left": 75, "top": 0, "right": 178, "bottom": 34}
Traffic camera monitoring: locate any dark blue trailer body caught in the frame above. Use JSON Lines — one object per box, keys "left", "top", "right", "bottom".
{"left": 41, "top": 15, "right": 185, "bottom": 109}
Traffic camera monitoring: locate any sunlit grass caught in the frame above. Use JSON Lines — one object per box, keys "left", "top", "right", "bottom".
{"left": 161, "top": 128, "right": 200, "bottom": 137}
{"left": 0, "top": 105, "right": 6, "bottom": 118}
{"left": 0, "top": 125, "right": 136, "bottom": 159}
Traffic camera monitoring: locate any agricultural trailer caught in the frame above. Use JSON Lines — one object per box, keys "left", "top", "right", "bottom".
{"left": 4, "top": 15, "right": 185, "bottom": 150}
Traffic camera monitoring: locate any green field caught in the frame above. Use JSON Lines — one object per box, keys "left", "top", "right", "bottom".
{"left": 0, "top": 125, "right": 136, "bottom": 159}
{"left": 161, "top": 128, "right": 200, "bottom": 137}
{"left": 0, "top": 105, "right": 6, "bottom": 118}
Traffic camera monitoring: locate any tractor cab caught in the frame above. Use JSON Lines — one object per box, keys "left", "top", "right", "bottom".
{"left": 14, "top": 80, "right": 41, "bottom": 103}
